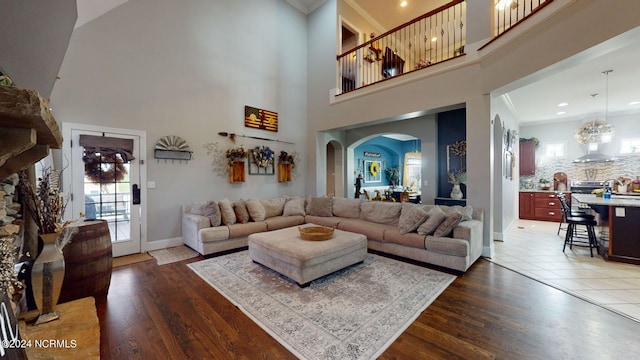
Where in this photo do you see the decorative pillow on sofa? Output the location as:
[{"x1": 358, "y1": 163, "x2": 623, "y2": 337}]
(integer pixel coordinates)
[
  {"x1": 191, "y1": 201, "x2": 221, "y2": 227},
  {"x1": 307, "y1": 196, "x2": 333, "y2": 217},
  {"x1": 417, "y1": 206, "x2": 446, "y2": 235},
  {"x1": 260, "y1": 197, "x2": 287, "y2": 218},
  {"x1": 218, "y1": 198, "x2": 236, "y2": 225},
  {"x1": 434, "y1": 212, "x2": 463, "y2": 237},
  {"x1": 397, "y1": 203, "x2": 430, "y2": 234},
  {"x1": 246, "y1": 199, "x2": 266, "y2": 221},
  {"x1": 233, "y1": 199, "x2": 250, "y2": 224},
  {"x1": 332, "y1": 197, "x2": 361, "y2": 219},
  {"x1": 438, "y1": 205, "x2": 474, "y2": 221},
  {"x1": 283, "y1": 197, "x2": 306, "y2": 216},
  {"x1": 360, "y1": 201, "x2": 402, "y2": 225}
]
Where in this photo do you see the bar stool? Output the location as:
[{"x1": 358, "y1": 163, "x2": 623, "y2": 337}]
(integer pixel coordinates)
[
  {"x1": 558, "y1": 194, "x2": 599, "y2": 257},
  {"x1": 556, "y1": 193, "x2": 593, "y2": 236}
]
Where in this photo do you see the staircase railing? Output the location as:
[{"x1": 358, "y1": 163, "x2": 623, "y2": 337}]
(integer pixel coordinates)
[
  {"x1": 493, "y1": 0, "x2": 553, "y2": 37},
  {"x1": 337, "y1": 1, "x2": 466, "y2": 95}
]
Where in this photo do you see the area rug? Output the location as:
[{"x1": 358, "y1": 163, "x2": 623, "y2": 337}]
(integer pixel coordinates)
[
  {"x1": 188, "y1": 251, "x2": 455, "y2": 359},
  {"x1": 149, "y1": 245, "x2": 199, "y2": 265},
  {"x1": 113, "y1": 252, "x2": 153, "y2": 268}
]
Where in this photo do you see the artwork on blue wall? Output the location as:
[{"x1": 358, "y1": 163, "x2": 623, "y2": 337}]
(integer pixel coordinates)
[{"x1": 365, "y1": 160, "x2": 382, "y2": 182}]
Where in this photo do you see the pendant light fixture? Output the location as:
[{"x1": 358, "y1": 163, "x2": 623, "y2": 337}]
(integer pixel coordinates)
[{"x1": 574, "y1": 70, "x2": 616, "y2": 163}]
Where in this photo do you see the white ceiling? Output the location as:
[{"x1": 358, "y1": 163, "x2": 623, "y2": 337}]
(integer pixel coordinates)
[{"x1": 75, "y1": 0, "x2": 640, "y2": 126}]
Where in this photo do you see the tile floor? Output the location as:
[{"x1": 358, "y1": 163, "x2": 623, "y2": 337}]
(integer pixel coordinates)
[{"x1": 490, "y1": 219, "x2": 640, "y2": 322}]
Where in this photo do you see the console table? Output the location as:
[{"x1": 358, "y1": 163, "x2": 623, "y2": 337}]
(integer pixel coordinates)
[
  {"x1": 434, "y1": 197, "x2": 466, "y2": 206},
  {"x1": 18, "y1": 297, "x2": 100, "y2": 359}
]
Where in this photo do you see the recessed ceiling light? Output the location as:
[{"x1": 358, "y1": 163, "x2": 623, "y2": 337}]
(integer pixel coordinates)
[
  {"x1": 400, "y1": 1, "x2": 408, "y2": 7},
  {"x1": 629, "y1": 101, "x2": 640, "y2": 106},
  {"x1": 558, "y1": 102, "x2": 568, "y2": 107},
  {"x1": 556, "y1": 111, "x2": 566, "y2": 115}
]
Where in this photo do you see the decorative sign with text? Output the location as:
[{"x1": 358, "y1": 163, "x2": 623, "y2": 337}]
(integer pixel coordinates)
[{"x1": 364, "y1": 152, "x2": 381, "y2": 158}]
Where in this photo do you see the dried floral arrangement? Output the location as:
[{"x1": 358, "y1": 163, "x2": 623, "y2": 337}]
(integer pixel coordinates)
[
  {"x1": 448, "y1": 169, "x2": 467, "y2": 185},
  {"x1": 17, "y1": 167, "x2": 68, "y2": 234},
  {"x1": 226, "y1": 146, "x2": 249, "y2": 164},
  {"x1": 278, "y1": 151, "x2": 295, "y2": 167},
  {"x1": 252, "y1": 146, "x2": 274, "y2": 168}
]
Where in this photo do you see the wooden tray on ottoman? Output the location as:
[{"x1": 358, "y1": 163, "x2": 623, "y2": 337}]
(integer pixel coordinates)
[{"x1": 299, "y1": 226, "x2": 334, "y2": 241}]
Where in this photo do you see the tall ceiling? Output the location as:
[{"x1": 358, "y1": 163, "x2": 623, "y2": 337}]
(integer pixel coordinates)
[{"x1": 75, "y1": 0, "x2": 640, "y2": 126}]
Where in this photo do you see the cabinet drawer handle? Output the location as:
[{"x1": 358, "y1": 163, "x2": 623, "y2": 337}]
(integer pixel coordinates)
[
  {"x1": 548, "y1": 202, "x2": 555, "y2": 206},
  {"x1": 548, "y1": 194, "x2": 555, "y2": 198},
  {"x1": 549, "y1": 212, "x2": 555, "y2": 216}
]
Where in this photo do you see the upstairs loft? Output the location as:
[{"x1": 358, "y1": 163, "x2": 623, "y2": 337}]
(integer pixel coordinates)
[{"x1": 336, "y1": 0, "x2": 552, "y2": 95}]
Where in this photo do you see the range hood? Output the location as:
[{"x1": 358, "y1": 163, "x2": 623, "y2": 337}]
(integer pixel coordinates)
[{"x1": 573, "y1": 151, "x2": 616, "y2": 163}]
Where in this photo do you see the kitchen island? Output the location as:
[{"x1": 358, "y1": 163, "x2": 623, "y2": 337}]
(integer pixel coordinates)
[{"x1": 571, "y1": 193, "x2": 640, "y2": 265}]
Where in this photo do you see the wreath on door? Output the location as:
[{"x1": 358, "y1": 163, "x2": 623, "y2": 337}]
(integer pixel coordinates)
[{"x1": 83, "y1": 153, "x2": 127, "y2": 183}]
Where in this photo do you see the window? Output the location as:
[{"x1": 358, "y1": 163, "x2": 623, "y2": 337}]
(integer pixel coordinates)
[
  {"x1": 545, "y1": 143, "x2": 565, "y2": 158},
  {"x1": 620, "y1": 138, "x2": 640, "y2": 154},
  {"x1": 403, "y1": 152, "x2": 421, "y2": 189}
]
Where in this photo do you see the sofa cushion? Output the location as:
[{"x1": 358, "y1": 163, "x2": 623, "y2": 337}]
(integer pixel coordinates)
[
  {"x1": 199, "y1": 226, "x2": 230, "y2": 243},
  {"x1": 304, "y1": 215, "x2": 343, "y2": 228},
  {"x1": 307, "y1": 196, "x2": 333, "y2": 217},
  {"x1": 227, "y1": 221, "x2": 267, "y2": 238},
  {"x1": 397, "y1": 203, "x2": 429, "y2": 234},
  {"x1": 191, "y1": 201, "x2": 221, "y2": 227},
  {"x1": 332, "y1": 197, "x2": 361, "y2": 219},
  {"x1": 360, "y1": 201, "x2": 402, "y2": 226},
  {"x1": 218, "y1": 198, "x2": 236, "y2": 225},
  {"x1": 260, "y1": 197, "x2": 287, "y2": 218},
  {"x1": 417, "y1": 206, "x2": 446, "y2": 235},
  {"x1": 434, "y1": 213, "x2": 463, "y2": 237},
  {"x1": 382, "y1": 228, "x2": 426, "y2": 248},
  {"x1": 283, "y1": 197, "x2": 306, "y2": 216},
  {"x1": 264, "y1": 215, "x2": 305, "y2": 231},
  {"x1": 425, "y1": 236, "x2": 469, "y2": 257},
  {"x1": 338, "y1": 219, "x2": 392, "y2": 242},
  {"x1": 233, "y1": 199, "x2": 250, "y2": 224},
  {"x1": 438, "y1": 205, "x2": 474, "y2": 221},
  {"x1": 246, "y1": 199, "x2": 266, "y2": 221}
]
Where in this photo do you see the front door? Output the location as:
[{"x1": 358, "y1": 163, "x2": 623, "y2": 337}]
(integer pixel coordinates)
[{"x1": 63, "y1": 123, "x2": 146, "y2": 257}]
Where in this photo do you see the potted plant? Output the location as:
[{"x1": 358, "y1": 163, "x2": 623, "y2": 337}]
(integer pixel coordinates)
[
  {"x1": 538, "y1": 178, "x2": 551, "y2": 190},
  {"x1": 385, "y1": 167, "x2": 400, "y2": 188}
]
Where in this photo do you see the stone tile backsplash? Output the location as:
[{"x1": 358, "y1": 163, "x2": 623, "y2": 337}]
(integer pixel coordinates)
[{"x1": 521, "y1": 154, "x2": 640, "y2": 187}]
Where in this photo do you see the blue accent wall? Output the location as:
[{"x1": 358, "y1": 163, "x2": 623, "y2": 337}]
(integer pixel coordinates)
[
  {"x1": 355, "y1": 137, "x2": 420, "y2": 186},
  {"x1": 438, "y1": 109, "x2": 466, "y2": 198}
]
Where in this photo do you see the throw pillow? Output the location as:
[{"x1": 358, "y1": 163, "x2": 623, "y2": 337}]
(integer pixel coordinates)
[
  {"x1": 434, "y1": 213, "x2": 463, "y2": 237},
  {"x1": 283, "y1": 197, "x2": 306, "y2": 216},
  {"x1": 307, "y1": 196, "x2": 333, "y2": 217},
  {"x1": 332, "y1": 197, "x2": 361, "y2": 219},
  {"x1": 397, "y1": 203, "x2": 430, "y2": 234},
  {"x1": 438, "y1": 205, "x2": 474, "y2": 221},
  {"x1": 417, "y1": 206, "x2": 447, "y2": 236},
  {"x1": 233, "y1": 200, "x2": 250, "y2": 224},
  {"x1": 245, "y1": 199, "x2": 266, "y2": 221},
  {"x1": 218, "y1": 198, "x2": 236, "y2": 225},
  {"x1": 260, "y1": 197, "x2": 287, "y2": 218},
  {"x1": 191, "y1": 201, "x2": 221, "y2": 227}
]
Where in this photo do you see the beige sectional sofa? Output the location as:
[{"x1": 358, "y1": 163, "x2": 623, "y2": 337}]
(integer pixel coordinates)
[{"x1": 182, "y1": 196, "x2": 483, "y2": 272}]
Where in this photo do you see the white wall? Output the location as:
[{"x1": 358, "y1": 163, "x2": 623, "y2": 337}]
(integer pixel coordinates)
[{"x1": 50, "y1": 0, "x2": 308, "y2": 244}]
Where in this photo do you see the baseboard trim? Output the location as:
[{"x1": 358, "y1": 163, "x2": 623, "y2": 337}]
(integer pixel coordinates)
[{"x1": 146, "y1": 237, "x2": 183, "y2": 251}]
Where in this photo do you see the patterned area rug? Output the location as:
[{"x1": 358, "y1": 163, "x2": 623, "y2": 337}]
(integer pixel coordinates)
[
  {"x1": 149, "y1": 245, "x2": 199, "y2": 265},
  {"x1": 188, "y1": 251, "x2": 455, "y2": 359}
]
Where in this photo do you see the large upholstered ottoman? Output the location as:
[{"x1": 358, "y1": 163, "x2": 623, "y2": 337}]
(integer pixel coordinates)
[{"x1": 248, "y1": 224, "x2": 368, "y2": 286}]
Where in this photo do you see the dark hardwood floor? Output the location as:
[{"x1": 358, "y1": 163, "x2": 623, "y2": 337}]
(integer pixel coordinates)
[{"x1": 98, "y1": 256, "x2": 640, "y2": 359}]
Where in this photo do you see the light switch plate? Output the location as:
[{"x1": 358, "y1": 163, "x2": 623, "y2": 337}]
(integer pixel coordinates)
[{"x1": 147, "y1": 181, "x2": 156, "y2": 189}]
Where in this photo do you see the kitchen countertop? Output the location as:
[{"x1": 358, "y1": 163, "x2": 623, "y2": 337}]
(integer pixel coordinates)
[{"x1": 571, "y1": 193, "x2": 640, "y2": 208}]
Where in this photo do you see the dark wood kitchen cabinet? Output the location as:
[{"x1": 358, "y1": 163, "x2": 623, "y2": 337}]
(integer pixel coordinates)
[
  {"x1": 519, "y1": 192, "x2": 535, "y2": 219},
  {"x1": 519, "y1": 141, "x2": 536, "y2": 176},
  {"x1": 519, "y1": 191, "x2": 562, "y2": 221}
]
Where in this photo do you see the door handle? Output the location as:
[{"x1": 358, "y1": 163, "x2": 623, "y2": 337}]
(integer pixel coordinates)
[{"x1": 132, "y1": 184, "x2": 141, "y2": 205}]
